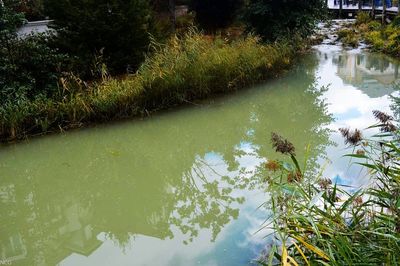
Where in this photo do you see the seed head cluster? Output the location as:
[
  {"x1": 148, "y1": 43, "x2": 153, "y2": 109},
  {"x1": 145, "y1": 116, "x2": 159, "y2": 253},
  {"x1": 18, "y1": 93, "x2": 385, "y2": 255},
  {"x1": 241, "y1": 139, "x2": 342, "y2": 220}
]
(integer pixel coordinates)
[
  {"x1": 271, "y1": 132, "x2": 296, "y2": 156},
  {"x1": 339, "y1": 128, "x2": 363, "y2": 146},
  {"x1": 372, "y1": 110, "x2": 397, "y2": 132}
]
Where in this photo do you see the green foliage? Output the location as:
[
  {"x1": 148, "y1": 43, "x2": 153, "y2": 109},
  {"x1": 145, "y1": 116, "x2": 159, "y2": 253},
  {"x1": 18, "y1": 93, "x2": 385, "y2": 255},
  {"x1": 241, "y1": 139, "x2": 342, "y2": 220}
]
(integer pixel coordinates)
[
  {"x1": 364, "y1": 24, "x2": 400, "y2": 56},
  {"x1": 0, "y1": 0, "x2": 25, "y2": 36},
  {"x1": 1, "y1": 33, "x2": 70, "y2": 102},
  {"x1": 12, "y1": 0, "x2": 45, "y2": 20},
  {"x1": 44, "y1": 0, "x2": 154, "y2": 76},
  {"x1": 243, "y1": 0, "x2": 326, "y2": 42},
  {"x1": 355, "y1": 11, "x2": 371, "y2": 25},
  {"x1": 367, "y1": 20, "x2": 382, "y2": 31},
  {"x1": 191, "y1": 0, "x2": 243, "y2": 31},
  {"x1": 0, "y1": 3, "x2": 69, "y2": 111},
  {"x1": 262, "y1": 114, "x2": 400, "y2": 265},
  {"x1": 392, "y1": 15, "x2": 400, "y2": 28},
  {"x1": 337, "y1": 28, "x2": 359, "y2": 47},
  {"x1": 0, "y1": 31, "x2": 300, "y2": 141}
]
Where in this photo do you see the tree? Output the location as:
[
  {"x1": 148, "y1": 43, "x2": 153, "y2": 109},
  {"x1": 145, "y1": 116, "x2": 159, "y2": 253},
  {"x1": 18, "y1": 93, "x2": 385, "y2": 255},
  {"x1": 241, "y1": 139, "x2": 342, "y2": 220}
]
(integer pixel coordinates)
[
  {"x1": 243, "y1": 0, "x2": 326, "y2": 42},
  {"x1": 0, "y1": 1, "x2": 68, "y2": 104},
  {"x1": 191, "y1": 0, "x2": 243, "y2": 31},
  {"x1": 44, "y1": 0, "x2": 154, "y2": 76}
]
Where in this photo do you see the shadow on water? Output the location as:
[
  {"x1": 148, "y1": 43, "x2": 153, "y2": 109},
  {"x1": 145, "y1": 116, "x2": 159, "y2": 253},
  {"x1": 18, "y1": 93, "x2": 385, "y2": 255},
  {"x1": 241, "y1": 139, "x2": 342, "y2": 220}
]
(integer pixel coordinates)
[{"x1": 0, "y1": 53, "x2": 334, "y2": 266}]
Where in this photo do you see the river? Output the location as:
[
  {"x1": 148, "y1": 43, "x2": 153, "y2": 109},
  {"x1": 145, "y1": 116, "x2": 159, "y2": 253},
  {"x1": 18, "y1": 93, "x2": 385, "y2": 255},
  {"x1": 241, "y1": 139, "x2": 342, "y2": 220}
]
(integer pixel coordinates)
[{"x1": 0, "y1": 39, "x2": 399, "y2": 265}]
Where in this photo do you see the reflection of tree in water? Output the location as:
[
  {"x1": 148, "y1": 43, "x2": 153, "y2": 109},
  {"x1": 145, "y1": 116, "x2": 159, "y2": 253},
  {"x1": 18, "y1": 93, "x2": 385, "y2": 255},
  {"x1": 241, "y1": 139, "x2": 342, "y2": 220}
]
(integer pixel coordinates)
[
  {"x1": 0, "y1": 53, "x2": 332, "y2": 265},
  {"x1": 390, "y1": 94, "x2": 400, "y2": 122}
]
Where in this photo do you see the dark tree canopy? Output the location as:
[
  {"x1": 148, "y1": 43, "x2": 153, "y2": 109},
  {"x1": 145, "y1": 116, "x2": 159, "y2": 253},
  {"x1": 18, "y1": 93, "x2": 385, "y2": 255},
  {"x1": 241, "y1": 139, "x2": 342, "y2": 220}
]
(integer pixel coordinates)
[
  {"x1": 191, "y1": 0, "x2": 243, "y2": 31},
  {"x1": 44, "y1": 0, "x2": 154, "y2": 76},
  {"x1": 0, "y1": 2, "x2": 69, "y2": 104},
  {"x1": 243, "y1": 0, "x2": 326, "y2": 41}
]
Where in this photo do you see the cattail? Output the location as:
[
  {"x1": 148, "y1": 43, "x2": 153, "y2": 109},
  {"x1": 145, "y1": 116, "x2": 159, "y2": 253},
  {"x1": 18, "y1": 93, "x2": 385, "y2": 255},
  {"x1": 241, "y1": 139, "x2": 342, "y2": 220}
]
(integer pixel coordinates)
[
  {"x1": 339, "y1": 128, "x2": 363, "y2": 146},
  {"x1": 271, "y1": 132, "x2": 296, "y2": 156}
]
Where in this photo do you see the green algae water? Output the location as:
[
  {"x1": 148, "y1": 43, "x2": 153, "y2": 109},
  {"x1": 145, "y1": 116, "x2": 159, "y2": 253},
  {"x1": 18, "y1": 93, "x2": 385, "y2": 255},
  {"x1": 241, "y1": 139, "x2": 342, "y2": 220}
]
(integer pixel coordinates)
[{"x1": 1, "y1": 45, "x2": 399, "y2": 265}]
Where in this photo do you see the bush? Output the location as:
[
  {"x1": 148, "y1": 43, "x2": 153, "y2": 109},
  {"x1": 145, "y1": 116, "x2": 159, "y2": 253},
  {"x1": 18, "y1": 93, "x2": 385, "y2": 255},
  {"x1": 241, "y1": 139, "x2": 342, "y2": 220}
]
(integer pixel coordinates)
[
  {"x1": 44, "y1": 0, "x2": 154, "y2": 76},
  {"x1": 337, "y1": 28, "x2": 359, "y2": 47},
  {"x1": 243, "y1": 0, "x2": 326, "y2": 42},
  {"x1": 355, "y1": 11, "x2": 371, "y2": 25},
  {"x1": 367, "y1": 20, "x2": 382, "y2": 31},
  {"x1": 0, "y1": 3, "x2": 69, "y2": 105}
]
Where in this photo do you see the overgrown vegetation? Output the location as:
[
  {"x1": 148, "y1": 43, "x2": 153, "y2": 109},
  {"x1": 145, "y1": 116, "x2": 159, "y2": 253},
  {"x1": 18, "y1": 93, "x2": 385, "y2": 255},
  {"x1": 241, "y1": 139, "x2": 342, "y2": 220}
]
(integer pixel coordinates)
[
  {"x1": 243, "y1": 0, "x2": 326, "y2": 41},
  {"x1": 44, "y1": 0, "x2": 154, "y2": 76},
  {"x1": 0, "y1": 3, "x2": 70, "y2": 108},
  {"x1": 364, "y1": 18, "x2": 400, "y2": 56},
  {"x1": 261, "y1": 110, "x2": 400, "y2": 265},
  {"x1": 0, "y1": 30, "x2": 300, "y2": 141},
  {"x1": 0, "y1": 0, "x2": 326, "y2": 142},
  {"x1": 337, "y1": 12, "x2": 400, "y2": 56}
]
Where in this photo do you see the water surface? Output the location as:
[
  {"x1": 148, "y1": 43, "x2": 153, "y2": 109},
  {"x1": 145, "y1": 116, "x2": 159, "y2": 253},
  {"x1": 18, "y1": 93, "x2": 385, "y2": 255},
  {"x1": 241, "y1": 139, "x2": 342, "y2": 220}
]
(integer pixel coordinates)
[{"x1": 0, "y1": 45, "x2": 398, "y2": 266}]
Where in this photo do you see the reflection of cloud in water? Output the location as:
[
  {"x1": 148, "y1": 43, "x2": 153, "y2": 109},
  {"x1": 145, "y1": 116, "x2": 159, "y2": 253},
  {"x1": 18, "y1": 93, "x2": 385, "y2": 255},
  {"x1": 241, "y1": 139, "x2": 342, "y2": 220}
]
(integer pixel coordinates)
[{"x1": 316, "y1": 49, "x2": 397, "y2": 189}]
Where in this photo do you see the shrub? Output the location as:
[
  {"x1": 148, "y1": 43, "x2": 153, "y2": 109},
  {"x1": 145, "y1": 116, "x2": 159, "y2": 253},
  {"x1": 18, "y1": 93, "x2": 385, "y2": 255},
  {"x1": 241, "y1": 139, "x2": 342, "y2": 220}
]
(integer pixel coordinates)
[
  {"x1": 365, "y1": 30, "x2": 386, "y2": 50},
  {"x1": 392, "y1": 15, "x2": 400, "y2": 27},
  {"x1": 367, "y1": 20, "x2": 382, "y2": 31},
  {"x1": 337, "y1": 28, "x2": 359, "y2": 47},
  {"x1": 355, "y1": 11, "x2": 371, "y2": 25},
  {"x1": 243, "y1": 0, "x2": 326, "y2": 42},
  {"x1": 0, "y1": 3, "x2": 69, "y2": 105},
  {"x1": 44, "y1": 0, "x2": 154, "y2": 76}
]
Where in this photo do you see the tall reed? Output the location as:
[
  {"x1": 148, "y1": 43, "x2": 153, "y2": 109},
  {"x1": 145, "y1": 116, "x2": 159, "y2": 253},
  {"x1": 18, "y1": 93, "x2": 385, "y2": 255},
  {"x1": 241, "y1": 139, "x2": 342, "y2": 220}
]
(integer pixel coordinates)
[
  {"x1": 0, "y1": 30, "x2": 300, "y2": 141},
  {"x1": 262, "y1": 111, "x2": 400, "y2": 265}
]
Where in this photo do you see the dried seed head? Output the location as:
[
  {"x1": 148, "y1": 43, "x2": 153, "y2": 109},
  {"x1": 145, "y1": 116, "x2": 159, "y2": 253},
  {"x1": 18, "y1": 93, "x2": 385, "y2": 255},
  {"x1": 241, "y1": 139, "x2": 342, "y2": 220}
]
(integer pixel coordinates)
[
  {"x1": 318, "y1": 178, "x2": 332, "y2": 190},
  {"x1": 356, "y1": 149, "x2": 365, "y2": 156},
  {"x1": 353, "y1": 196, "x2": 363, "y2": 206},
  {"x1": 271, "y1": 132, "x2": 296, "y2": 156},
  {"x1": 380, "y1": 122, "x2": 397, "y2": 133},
  {"x1": 265, "y1": 160, "x2": 280, "y2": 171},
  {"x1": 339, "y1": 128, "x2": 363, "y2": 146},
  {"x1": 373, "y1": 110, "x2": 393, "y2": 123},
  {"x1": 287, "y1": 171, "x2": 302, "y2": 183}
]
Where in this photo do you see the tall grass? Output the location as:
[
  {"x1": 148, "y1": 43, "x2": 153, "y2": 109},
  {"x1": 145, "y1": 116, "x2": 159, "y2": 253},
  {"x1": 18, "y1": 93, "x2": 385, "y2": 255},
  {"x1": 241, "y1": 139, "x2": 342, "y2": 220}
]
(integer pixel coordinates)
[
  {"x1": 0, "y1": 30, "x2": 300, "y2": 141},
  {"x1": 261, "y1": 111, "x2": 400, "y2": 265}
]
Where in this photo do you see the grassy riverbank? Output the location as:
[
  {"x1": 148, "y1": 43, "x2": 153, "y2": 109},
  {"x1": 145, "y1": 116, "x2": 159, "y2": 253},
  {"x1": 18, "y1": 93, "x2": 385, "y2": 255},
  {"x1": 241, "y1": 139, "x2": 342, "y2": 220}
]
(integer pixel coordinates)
[{"x1": 0, "y1": 31, "x2": 300, "y2": 142}]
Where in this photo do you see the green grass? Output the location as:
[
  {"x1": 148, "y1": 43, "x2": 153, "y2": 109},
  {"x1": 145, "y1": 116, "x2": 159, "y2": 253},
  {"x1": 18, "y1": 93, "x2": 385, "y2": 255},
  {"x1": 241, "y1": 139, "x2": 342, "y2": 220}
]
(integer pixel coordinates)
[{"x1": 0, "y1": 30, "x2": 301, "y2": 141}]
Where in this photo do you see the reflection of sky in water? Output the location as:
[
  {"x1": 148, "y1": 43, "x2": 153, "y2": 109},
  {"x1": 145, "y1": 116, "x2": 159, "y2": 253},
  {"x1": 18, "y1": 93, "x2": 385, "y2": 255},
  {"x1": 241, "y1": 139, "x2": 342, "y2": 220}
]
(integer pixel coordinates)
[
  {"x1": 61, "y1": 148, "x2": 268, "y2": 266},
  {"x1": 315, "y1": 46, "x2": 399, "y2": 189},
  {"x1": 61, "y1": 49, "x2": 397, "y2": 266},
  {"x1": 59, "y1": 49, "x2": 398, "y2": 266},
  {"x1": 2, "y1": 46, "x2": 398, "y2": 266}
]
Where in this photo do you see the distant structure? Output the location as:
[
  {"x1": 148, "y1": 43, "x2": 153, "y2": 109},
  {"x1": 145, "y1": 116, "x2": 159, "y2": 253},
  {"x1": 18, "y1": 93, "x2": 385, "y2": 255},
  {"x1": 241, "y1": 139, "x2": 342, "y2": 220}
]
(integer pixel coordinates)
[
  {"x1": 17, "y1": 20, "x2": 52, "y2": 37},
  {"x1": 328, "y1": 0, "x2": 399, "y2": 20}
]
